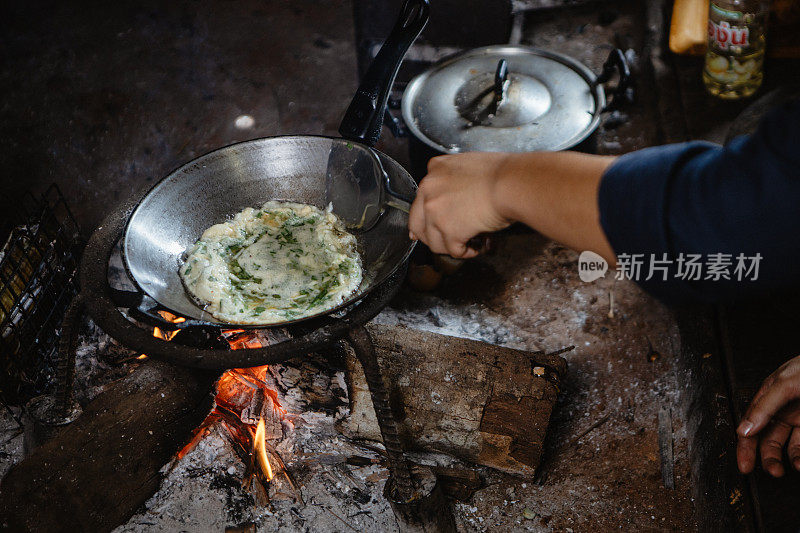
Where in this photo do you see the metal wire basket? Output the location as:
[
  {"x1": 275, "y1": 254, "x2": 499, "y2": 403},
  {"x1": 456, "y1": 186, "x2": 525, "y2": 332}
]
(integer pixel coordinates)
[{"x1": 0, "y1": 185, "x2": 82, "y2": 405}]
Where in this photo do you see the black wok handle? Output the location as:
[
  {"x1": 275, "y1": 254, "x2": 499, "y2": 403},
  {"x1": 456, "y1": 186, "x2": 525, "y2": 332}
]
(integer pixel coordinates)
[
  {"x1": 339, "y1": 0, "x2": 430, "y2": 147},
  {"x1": 591, "y1": 48, "x2": 632, "y2": 112}
]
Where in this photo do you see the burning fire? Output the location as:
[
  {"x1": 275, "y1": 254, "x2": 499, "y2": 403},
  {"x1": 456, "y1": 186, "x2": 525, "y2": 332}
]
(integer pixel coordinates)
[
  {"x1": 223, "y1": 329, "x2": 265, "y2": 350},
  {"x1": 254, "y1": 417, "x2": 274, "y2": 481},
  {"x1": 149, "y1": 312, "x2": 285, "y2": 495},
  {"x1": 153, "y1": 311, "x2": 185, "y2": 342},
  {"x1": 139, "y1": 310, "x2": 188, "y2": 359}
]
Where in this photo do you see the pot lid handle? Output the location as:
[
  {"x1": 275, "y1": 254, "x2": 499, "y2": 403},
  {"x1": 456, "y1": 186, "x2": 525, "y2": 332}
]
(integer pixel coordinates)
[
  {"x1": 339, "y1": 0, "x2": 430, "y2": 147},
  {"x1": 494, "y1": 58, "x2": 509, "y2": 103}
]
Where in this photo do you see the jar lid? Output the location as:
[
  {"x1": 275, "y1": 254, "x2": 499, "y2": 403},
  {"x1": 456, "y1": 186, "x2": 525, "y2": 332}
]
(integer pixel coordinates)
[{"x1": 401, "y1": 45, "x2": 605, "y2": 153}]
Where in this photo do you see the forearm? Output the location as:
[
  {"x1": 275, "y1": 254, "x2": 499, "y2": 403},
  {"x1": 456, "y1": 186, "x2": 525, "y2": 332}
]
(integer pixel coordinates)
[
  {"x1": 414, "y1": 100, "x2": 800, "y2": 302},
  {"x1": 493, "y1": 151, "x2": 618, "y2": 264}
]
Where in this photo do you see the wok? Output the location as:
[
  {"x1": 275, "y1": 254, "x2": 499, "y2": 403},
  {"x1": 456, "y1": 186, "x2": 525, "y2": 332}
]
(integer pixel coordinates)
[{"x1": 122, "y1": 0, "x2": 429, "y2": 327}]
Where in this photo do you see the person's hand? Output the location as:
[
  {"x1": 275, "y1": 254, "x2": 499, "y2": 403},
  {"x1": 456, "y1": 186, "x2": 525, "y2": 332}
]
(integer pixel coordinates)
[
  {"x1": 737, "y1": 355, "x2": 800, "y2": 477},
  {"x1": 408, "y1": 152, "x2": 513, "y2": 258}
]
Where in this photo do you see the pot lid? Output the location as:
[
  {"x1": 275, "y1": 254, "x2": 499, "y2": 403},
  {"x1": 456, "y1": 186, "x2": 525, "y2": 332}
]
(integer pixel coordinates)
[{"x1": 401, "y1": 45, "x2": 605, "y2": 153}]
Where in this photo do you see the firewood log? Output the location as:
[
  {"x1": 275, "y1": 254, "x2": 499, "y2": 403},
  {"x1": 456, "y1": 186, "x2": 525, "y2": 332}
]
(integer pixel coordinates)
[
  {"x1": 340, "y1": 324, "x2": 567, "y2": 478},
  {"x1": 0, "y1": 359, "x2": 218, "y2": 533}
]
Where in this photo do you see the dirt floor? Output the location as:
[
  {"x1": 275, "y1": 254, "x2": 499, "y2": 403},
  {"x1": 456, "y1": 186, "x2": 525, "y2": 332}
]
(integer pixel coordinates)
[
  {"x1": 1, "y1": 1, "x2": 361, "y2": 231},
  {"x1": 0, "y1": 234, "x2": 700, "y2": 532},
  {"x1": 378, "y1": 233, "x2": 698, "y2": 532},
  {"x1": 1, "y1": 1, "x2": 702, "y2": 530}
]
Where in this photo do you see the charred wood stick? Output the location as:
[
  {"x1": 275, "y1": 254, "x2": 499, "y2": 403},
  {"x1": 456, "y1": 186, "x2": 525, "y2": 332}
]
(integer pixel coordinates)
[
  {"x1": 261, "y1": 440, "x2": 302, "y2": 502},
  {"x1": 0, "y1": 359, "x2": 218, "y2": 533},
  {"x1": 346, "y1": 450, "x2": 481, "y2": 501},
  {"x1": 658, "y1": 407, "x2": 675, "y2": 490},
  {"x1": 323, "y1": 506, "x2": 359, "y2": 532},
  {"x1": 225, "y1": 524, "x2": 257, "y2": 533},
  {"x1": 565, "y1": 413, "x2": 611, "y2": 449}
]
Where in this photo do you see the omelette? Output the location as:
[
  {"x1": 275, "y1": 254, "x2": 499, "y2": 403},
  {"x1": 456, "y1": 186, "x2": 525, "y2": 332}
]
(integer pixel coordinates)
[{"x1": 179, "y1": 201, "x2": 362, "y2": 325}]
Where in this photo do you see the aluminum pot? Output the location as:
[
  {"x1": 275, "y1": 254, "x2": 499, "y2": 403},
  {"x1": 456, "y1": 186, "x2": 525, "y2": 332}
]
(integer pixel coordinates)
[{"x1": 390, "y1": 45, "x2": 632, "y2": 178}]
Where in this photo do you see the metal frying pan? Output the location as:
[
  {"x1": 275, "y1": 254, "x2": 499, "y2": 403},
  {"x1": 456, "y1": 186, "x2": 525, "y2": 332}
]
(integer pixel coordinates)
[{"x1": 122, "y1": 0, "x2": 429, "y2": 328}]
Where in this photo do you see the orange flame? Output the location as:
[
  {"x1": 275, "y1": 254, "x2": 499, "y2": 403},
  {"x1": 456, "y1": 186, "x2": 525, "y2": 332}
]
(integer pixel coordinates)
[
  {"x1": 162, "y1": 323, "x2": 285, "y2": 482},
  {"x1": 222, "y1": 329, "x2": 264, "y2": 350},
  {"x1": 176, "y1": 419, "x2": 217, "y2": 460},
  {"x1": 152, "y1": 311, "x2": 185, "y2": 341},
  {"x1": 153, "y1": 317, "x2": 284, "y2": 490},
  {"x1": 253, "y1": 417, "x2": 274, "y2": 481},
  {"x1": 142, "y1": 310, "x2": 187, "y2": 357},
  {"x1": 153, "y1": 326, "x2": 179, "y2": 341},
  {"x1": 157, "y1": 310, "x2": 186, "y2": 324}
]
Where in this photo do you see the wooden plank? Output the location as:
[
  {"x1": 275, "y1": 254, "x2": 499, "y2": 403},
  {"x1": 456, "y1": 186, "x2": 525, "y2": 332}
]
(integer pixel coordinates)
[{"x1": 340, "y1": 324, "x2": 567, "y2": 477}]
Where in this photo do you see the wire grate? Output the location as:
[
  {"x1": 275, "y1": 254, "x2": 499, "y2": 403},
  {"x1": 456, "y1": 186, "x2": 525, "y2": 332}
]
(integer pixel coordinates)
[{"x1": 0, "y1": 185, "x2": 82, "y2": 405}]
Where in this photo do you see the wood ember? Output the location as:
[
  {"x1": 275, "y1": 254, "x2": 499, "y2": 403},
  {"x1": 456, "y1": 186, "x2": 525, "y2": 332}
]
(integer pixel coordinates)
[
  {"x1": 215, "y1": 369, "x2": 283, "y2": 440},
  {"x1": 0, "y1": 321, "x2": 565, "y2": 531},
  {"x1": 339, "y1": 324, "x2": 568, "y2": 478},
  {"x1": 115, "y1": 375, "x2": 403, "y2": 532}
]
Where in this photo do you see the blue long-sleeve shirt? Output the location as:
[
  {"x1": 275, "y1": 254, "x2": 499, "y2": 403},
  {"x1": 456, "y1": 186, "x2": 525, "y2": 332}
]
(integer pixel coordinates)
[{"x1": 597, "y1": 99, "x2": 800, "y2": 303}]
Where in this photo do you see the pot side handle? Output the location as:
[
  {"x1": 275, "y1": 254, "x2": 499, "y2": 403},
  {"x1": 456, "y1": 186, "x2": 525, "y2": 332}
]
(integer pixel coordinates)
[
  {"x1": 339, "y1": 0, "x2": 430, "y2": 147},
  {"x1": 592, "y1": 48, "x2": 633, "y2": 112},
  {"x1": 383, "y1": 105, "x2": 409, "y2": 138}
]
